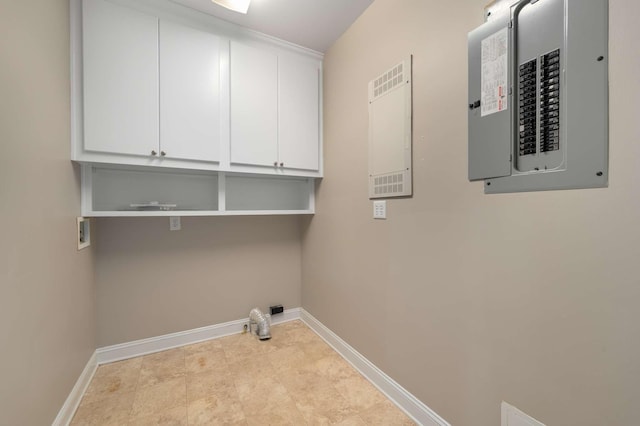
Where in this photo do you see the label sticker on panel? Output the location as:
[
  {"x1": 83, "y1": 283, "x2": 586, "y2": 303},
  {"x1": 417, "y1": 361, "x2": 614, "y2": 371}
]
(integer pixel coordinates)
[{"x1": 481, "y1": 28, "x2": 508, "y2": 117}]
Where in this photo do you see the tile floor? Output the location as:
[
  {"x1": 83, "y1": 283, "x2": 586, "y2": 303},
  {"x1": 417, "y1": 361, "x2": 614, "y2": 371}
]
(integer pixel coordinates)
[{"x1": 71, "y1": 320, "x2": 415, "y2": 425}]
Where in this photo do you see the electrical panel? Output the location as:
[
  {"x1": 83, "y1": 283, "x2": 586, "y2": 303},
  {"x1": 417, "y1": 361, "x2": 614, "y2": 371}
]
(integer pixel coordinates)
[{"x1": 468, "y1": 0, "x2": 609, "y2": 193}]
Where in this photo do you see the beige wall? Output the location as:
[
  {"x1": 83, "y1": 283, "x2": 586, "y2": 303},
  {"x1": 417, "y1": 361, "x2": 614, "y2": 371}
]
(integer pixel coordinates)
[
  {"x1": 95, "y1": 216, "x2": 302, "y2": 346},
  {"x1": 302, "y1": 0, "x2": 640, "y2": 425},
  {"x1": 0, "y1": 1, "x2": 96, "y2": 424}
]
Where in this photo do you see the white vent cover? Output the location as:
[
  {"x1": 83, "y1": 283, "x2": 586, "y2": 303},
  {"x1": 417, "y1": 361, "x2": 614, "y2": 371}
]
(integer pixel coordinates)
[
  {"x1": 368, "y1": 56, "x2": 412, "y2": 199},
  {"x1": 372, "y1": 62, "x2": 404, "y2": 100},
  {"x1": 372, "y1": 172, "x2": 405, "y2": 196}
]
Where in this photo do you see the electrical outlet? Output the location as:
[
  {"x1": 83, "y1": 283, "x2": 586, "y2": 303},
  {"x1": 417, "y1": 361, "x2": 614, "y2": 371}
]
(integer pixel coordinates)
[
  {"x1": 169, "y1": 216, "x2": 181, "y2": 231},
  {"x1": 77, "y1": 217, "x2": 90, "y2": 250},
  {"x1": 373, "y1": 200, "x2": 387, "y2": 219}
]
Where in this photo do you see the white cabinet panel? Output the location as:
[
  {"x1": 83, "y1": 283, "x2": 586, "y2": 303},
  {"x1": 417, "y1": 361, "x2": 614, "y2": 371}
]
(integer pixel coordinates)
[
  {"x1": 82, "y1": 0, "x2": 158, "y2": 156},
  {"x1": 160, "y1": 20, "x2": 221, "y2": 162},
  {"x1": 75, "y1": 0, "x2": 321, "y2": 178},
  {"x1": 230, "y1": 41, "x2": 278, "y2": 167},
  {"x1": 278, "y1": 55, "x2": 320, "y2": 171}
]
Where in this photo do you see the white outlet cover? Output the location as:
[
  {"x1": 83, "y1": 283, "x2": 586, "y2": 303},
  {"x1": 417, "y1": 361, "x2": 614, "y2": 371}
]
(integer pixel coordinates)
[
  {"x1": 169, "y1": 216, "x2": 181, "y2": 231},
  {"x1": 373, "y1": 200, "x2": 387, "y2": 219},
  {"x1": 501, "y1": 402, "x2": 546, "y2": 426}
]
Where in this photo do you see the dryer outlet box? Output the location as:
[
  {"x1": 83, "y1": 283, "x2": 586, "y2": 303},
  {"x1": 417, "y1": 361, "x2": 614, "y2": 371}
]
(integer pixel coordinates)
[{"x1": 270, "y1": 305, "x2": 284, "y2": 315}]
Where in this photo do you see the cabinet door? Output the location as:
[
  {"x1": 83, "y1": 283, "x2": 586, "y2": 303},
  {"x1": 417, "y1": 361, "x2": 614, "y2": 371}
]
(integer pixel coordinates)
[
  {"x1": 82, "y1": 0, "x2": 158, "y2": 156},
  {"x1": 278, "y1": 55, "x2": 320, "y2": 171},
  {"x1": 159, "y1": 20, "x2": 221, "y2": 162},
  {"x1": 230, "y1": 42, "x2": 278, "y2": 167}
]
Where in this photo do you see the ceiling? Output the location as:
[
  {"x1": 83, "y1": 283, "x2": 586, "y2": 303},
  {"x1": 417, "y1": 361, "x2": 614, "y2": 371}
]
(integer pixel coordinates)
[{"x1": 170, "y1": 0, "x2": 374, "y2": 52}]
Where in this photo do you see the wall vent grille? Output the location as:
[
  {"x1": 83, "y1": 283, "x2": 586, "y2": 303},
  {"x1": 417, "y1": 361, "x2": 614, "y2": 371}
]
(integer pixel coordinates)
[
  {"x1": 373, "y1": 63, "x2": 404, "y2": 99},
  {"x1": 371, "y1": 172, "x2": 408, "y2": 197}
]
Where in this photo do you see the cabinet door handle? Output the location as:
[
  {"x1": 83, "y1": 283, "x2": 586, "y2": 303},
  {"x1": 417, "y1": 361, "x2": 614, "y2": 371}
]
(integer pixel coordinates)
[
  {"x1": 161, "y1": 151, "x2": 166, "y2": 156},
  {"x1": 151, "y1": 150, "x2": 157, "y2": 156},
  {"x1": 273, "y1": 161, "x2": 278, "y2": 167},
  {"x1": 280, "y1": 162, "x2": 284, "y2": 167}
]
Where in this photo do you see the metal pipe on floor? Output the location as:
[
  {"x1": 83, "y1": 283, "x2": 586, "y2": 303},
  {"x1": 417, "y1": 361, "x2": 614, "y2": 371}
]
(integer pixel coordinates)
[{"x1": 249, "y1": 308, "x2": 271, "y2": 340}]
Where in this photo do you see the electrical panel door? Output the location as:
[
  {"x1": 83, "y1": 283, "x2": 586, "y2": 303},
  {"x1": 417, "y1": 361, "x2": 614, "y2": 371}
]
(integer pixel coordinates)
[
  {"x1": 468, "y1": 0, "x2": 609, "y2": 193},
  {"x1": 468, "y1": 14, "x2": 512, "y2": 181}
]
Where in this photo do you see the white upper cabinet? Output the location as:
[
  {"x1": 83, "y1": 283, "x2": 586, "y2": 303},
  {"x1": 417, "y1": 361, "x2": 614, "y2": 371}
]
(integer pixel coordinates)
[
  {"x1": 159, "y1": 20, "x2": 221, "y2": 163},
  {"x1": 230, "y1": 41, "x2": 279, "y2": 167},
  {"x1": 82, "y1": 0, "x2": 159, "y2": 156},
  {"x1": 278, "y1": 54, "x2": 320, "y2": 171},
  {"x1": 74, "y1": 0, "x2": 322, "y2": 177},
  {"x1": 230, "y1": 42, "x2": 321, "y2": 172}
]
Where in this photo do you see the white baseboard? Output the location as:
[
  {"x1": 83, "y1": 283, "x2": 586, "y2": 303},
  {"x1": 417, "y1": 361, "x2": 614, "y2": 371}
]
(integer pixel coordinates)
[
  {"x1": 300, "y1": 309, "x2": 450, "y2": 426},
  {"x1": 95, "y1": 308, "x2": 301, "y2": 364},
  {"x1": 52, "y1": 351, "x2": 98, "y2": 426}
]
